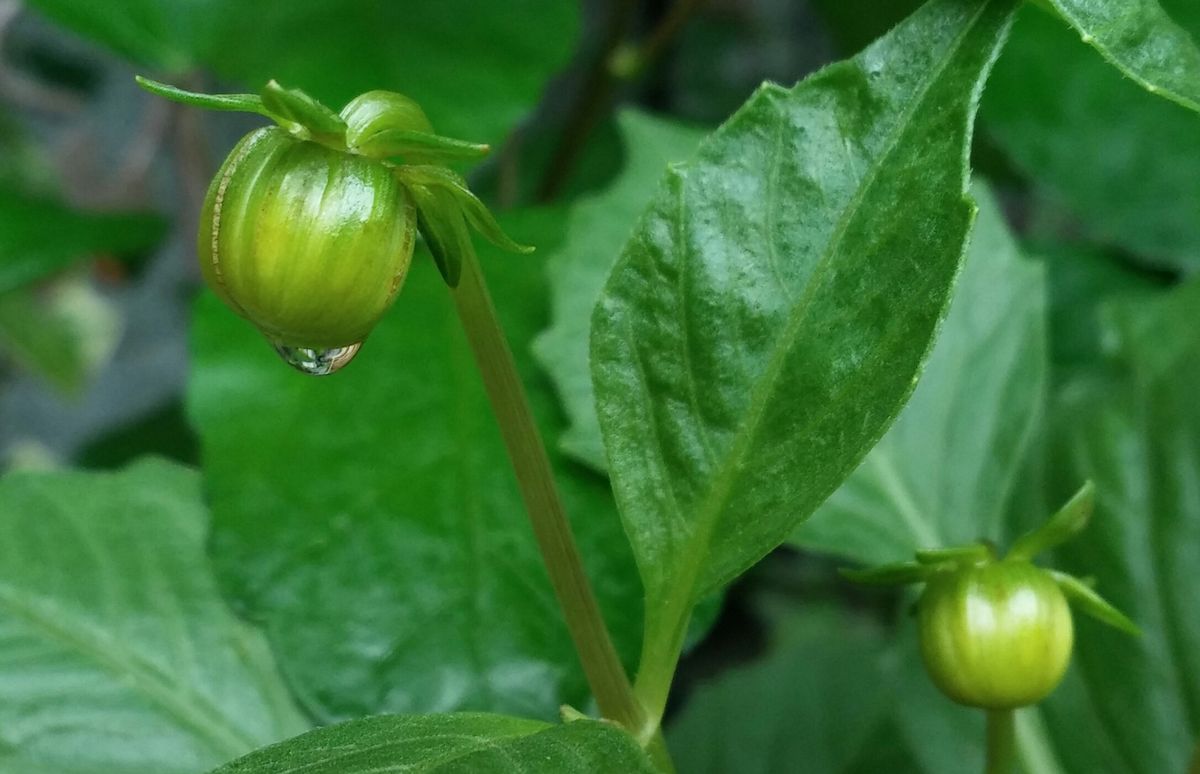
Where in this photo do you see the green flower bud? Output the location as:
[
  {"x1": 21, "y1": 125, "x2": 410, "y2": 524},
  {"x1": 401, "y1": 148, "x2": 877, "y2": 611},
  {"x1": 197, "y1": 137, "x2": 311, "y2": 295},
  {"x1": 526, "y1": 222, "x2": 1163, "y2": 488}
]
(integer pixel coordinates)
[
  {"x1": 137, "y1": 77, "x2": 531, "y2": 374},
  {"x1": 199, "y1": 126, "x2": 415, "y2": 372},
  {"x1": 917, "y1": 559, "x2": 1073, "y2": 709}
]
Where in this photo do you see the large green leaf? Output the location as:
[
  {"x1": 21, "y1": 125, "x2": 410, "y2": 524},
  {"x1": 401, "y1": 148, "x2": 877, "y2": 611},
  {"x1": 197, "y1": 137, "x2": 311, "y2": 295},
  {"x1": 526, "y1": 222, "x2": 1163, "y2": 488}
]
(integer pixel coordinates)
[
  {"x1": 189, "y1": 213, "x2": 643, "y2": 723},
  {"x1": 590, "y1": 0, "x2": 1016, "y2": 716},
  {"x1": 666, "y1": 605, "x2": 896, "y2": 774},
  {"x1": 25, "y1": 0, "x2": 577, "y2": 144},
  {"x1": 533, "y1": 110, "x2": 706, "y2": 472},
  {"x1": 1038, "y1": 0, "x2": 1200, "y2": 113},
  {"x1": 791, "y1": 186, "x2": 1046, "y2": 565},
  {"x1": 983, "y1": 3, "x2": 1200, "y2": 271},
  {"x1": 1045, "y1": 279, "x2": 1200, "y2": 773},
  {"x1": 0, "y1": 459, "x2": 306, "y2": 774},
  {"x1": 209, "y1": 713, "x2": 655, "y2": 773},
  {"x1": 0, "y1": 185, "x2": 165, "y2": 295}
]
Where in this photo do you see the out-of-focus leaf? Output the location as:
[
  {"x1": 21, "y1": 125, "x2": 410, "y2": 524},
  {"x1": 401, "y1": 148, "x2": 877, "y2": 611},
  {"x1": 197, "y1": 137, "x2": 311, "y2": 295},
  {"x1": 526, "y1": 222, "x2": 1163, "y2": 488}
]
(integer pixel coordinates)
[
  {"x1": 983, "y1": 5, "x2": 1200, "y2": 271},
  {"x1": 792, "y1": 187, "x2": 1045, "y2": 565},
  {"x1": 0, "y1": 185, "x2": 165, "y2": 294},
  {"x1": 77, "y1": 401, "x2": 200, "y2": 470},
  {"x1": 26, "y1": 0, "x2": 578, "y2": 144},
  {"x1": 592, "y1": 0, "x2": 1016, "y2": 717},
  {"x1": 667, "y1": 605, "x2": 895, "y2": 774},
  {"x1": 533, "y1": 110, "x2": 705, "y2": 472},
  {"x1": 0, "y1": 459, "x2": 307, "y2": 774},
  {"x1": 0, "y1": 276, "x2": 123, "y2": 392},
  {"x1": 189, "y1": 211, "x2": 643, "y2": 723},
  {"x1": 1046, "y1": 278, "x2": 1200, "y2": 773},
  {"x1": 0, "y1": 117, "x2": 51, "y2": 193},
  {"x1": 1037, "y1": 0, "x2": 1200, "y2": 113},
  {"x1": 209, "y1": 714, "x2": 655, "y2": 774},
  {"x1": 1038, "y1": 241, "x2": 1163, "y2": 376},
  {"x1": 0, "y1": 289, "x2": 86, "y2": 391}
]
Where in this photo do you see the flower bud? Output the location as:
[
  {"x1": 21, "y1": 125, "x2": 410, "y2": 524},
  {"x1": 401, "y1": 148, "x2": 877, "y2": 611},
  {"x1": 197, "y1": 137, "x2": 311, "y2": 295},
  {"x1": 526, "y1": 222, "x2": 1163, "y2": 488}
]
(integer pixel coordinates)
[
  {"x1": 199, "y1": 125, "x2": 415, "y2": 371},
  {"x1": 917, "y1": 559, "x2": 1073, "y2": 709}
]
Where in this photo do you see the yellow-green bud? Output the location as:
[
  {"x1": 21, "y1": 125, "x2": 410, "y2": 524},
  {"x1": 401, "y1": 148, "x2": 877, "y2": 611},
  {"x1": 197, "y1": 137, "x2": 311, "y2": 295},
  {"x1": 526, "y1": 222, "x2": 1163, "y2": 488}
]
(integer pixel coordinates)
[
  {"x1": 917, "y1": 559, "x2": 1073, "y2": 709},
  {"x1": 199, "y1": 125, "x2": 415, "y2": 372}
]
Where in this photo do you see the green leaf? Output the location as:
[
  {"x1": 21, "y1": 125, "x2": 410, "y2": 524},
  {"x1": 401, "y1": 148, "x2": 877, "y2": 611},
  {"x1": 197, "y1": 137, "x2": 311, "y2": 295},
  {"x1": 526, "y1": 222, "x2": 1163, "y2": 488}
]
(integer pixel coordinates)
[
  {"x1": 791, "y1": 186, "x2": 1045, "y2": 566},
  {"x1": 0, "y1": 185, "x2": 166, "y2": 295},
  {"x1": 1036, "y1": 0, "x2": 1200, "y2": 113},
  {"x1": 0, "y1": 459, "x2": 307, "y2": 773},
  {"x1": 532, "y1": 110, "x2": 707, "y2": 472},
  {"x1": 189, "y1": 212, "x2": 643, "y2": 723},
  {"x1": 1008, "y1": 480, "x2": 1094, "y2": 561},
  {"x1": 27, "y1": 0, "x2": 578, "y2": 144},
  {"x1": 209, "y1": 713, "x2": 655, "y2": 774},
  {"x1": 592, "y1": 0, "x2": 1016, "y2": 717},
  {"x1": 666, "y1": 606, "x2": 896, "y2": 774},
  {"x1": 1044, "y1": 278, "x2": 1200, "y2": 773},
  {"x1": 982, "y1": 4, "x2": 1200, "y2": 270}
]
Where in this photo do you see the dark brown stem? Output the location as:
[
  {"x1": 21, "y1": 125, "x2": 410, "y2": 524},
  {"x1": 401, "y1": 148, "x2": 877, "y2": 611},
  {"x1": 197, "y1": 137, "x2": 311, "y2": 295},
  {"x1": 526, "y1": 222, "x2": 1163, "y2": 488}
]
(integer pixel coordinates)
[
  {"x1": 535, "y1": 0, "x2": 638, "y2": 201},
  {"x1": 632, "y1": 0, "x2": 703, "y2": 76}
]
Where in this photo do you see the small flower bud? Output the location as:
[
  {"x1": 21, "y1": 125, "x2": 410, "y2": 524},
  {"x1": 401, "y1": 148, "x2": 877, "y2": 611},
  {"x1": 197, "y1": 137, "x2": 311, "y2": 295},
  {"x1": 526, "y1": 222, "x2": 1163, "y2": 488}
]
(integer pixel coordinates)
[{"x1": 199, "y1": 126, "x2": 415, "y2": 369}]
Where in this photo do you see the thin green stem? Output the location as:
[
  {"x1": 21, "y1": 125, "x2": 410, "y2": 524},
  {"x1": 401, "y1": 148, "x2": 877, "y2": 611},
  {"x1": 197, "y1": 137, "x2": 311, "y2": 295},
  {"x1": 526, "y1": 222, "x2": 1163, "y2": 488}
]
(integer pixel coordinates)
[
  {"x1": 448, "y1": 246, "x2": 664, "y2": 749},
  {"x1": 986, "y1": 708, "x2": 1017, "y2": 774}
]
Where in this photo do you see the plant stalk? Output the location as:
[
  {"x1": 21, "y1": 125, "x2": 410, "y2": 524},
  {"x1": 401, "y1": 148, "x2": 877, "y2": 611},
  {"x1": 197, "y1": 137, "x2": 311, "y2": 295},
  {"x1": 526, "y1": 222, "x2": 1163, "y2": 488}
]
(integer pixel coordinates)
[
  {"x1": 986, "y1": 708, "x2": 1017, "y2": 774},
  {"x1": 448, "y1": 246, "x2": 655, "y2": 741}
]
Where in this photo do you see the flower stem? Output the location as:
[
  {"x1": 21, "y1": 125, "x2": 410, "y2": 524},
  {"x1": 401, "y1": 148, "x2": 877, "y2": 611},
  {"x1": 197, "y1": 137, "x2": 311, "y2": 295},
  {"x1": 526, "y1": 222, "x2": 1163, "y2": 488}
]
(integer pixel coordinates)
[
  {"x1": 986, "y1": 709, "x2": 1017, "y2": 774},
  {"x1": 448, "y1": 245, "x2": 652, "y2": 737}
]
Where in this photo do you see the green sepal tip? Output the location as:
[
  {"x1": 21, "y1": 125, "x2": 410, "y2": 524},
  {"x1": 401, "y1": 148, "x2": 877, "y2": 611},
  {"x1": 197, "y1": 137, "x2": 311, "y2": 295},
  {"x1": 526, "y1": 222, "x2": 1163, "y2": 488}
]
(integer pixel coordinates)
[
  {"x1": 1008, "y1": 480, "x2": 1095, "y2": 561},
  {"x1": 915, "y1": 542, "x2": 993, "y2": 565},
  {"x1": 840, "y1": 561, "x2": 933, "y2": 586},
  {"x1": 1049, "y1": 570, "x2": 1141, "y2": 637},
  {"x1": 135, "y1": 76, "x2": 274, "y2": 117},
  {"x1": 260, "y1": 80, "x2": 347, "y2": 143},
  {"x1": 354, "y1": 129, "x2": 490, "y2": 163},
  {"x1": 399, "y1": 165, "x2": 534, "y2": 255},
  {"x1": 410, "y1": 184, "x2": 470, "y2": 287}
]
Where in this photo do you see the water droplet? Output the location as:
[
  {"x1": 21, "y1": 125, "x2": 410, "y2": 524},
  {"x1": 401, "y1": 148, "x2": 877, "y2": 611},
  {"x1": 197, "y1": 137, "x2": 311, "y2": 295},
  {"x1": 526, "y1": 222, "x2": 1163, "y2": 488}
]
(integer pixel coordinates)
[{"x1": 271, "y1": 340, "x2": 362, "y2": 375}]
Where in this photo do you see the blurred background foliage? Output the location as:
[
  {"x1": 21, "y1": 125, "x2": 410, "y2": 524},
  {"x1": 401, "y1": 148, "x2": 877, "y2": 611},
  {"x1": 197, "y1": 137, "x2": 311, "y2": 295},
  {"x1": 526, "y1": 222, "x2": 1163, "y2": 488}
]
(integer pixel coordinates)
[{"x1": 0, "y1": 0, "x2": 1197, "y2": 772}]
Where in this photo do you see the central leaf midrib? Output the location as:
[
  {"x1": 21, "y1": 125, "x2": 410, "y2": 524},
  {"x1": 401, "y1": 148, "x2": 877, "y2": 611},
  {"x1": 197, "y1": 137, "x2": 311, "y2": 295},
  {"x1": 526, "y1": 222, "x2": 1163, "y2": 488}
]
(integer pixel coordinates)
[{"x1": 661, "y1": 0, "x2": 996, "y2": 606}]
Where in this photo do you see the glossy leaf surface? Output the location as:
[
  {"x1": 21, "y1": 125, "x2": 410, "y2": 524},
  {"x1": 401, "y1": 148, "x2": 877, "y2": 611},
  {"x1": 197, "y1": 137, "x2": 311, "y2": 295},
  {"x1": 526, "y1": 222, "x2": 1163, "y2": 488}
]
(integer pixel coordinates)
[
  {"x1": 210, "y1": 714, "x2": 655, "y2": 774},
  {"x1": 1040, "y1": 0, "x2": 1200, "y2": 113},
  {"x1": 0, "y1": 460, "x2": 306, "y2": 773},
  {"x1": 591, "y1": 0, "x2": 1016, "y2": 712},
  {"x1": 189, "y1": 215, "x2": 643, "y2": 722},
  {"x1": 25, "y1": 0, "x2": 577, "y2": 143},
  {"x1": 791, "y1": 188, "x2": 1044, "y2": 565},
  {"x1": 534, "y1": 110, "x2": 706, "y2": 472}
]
